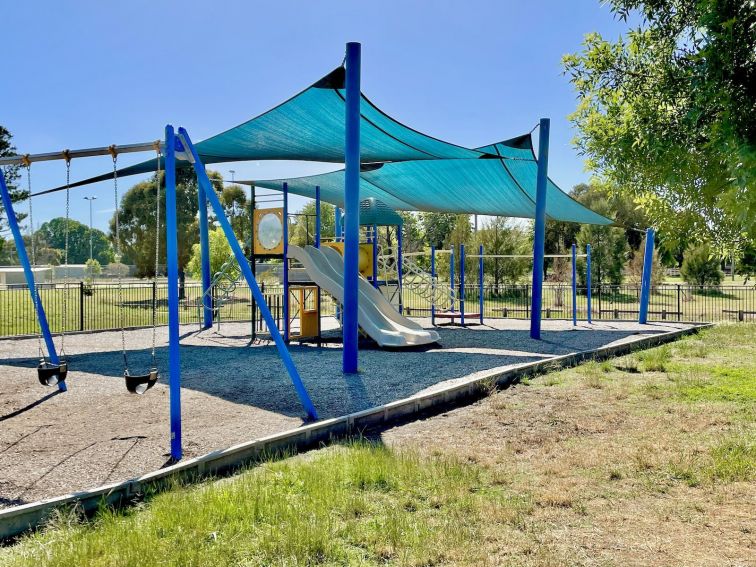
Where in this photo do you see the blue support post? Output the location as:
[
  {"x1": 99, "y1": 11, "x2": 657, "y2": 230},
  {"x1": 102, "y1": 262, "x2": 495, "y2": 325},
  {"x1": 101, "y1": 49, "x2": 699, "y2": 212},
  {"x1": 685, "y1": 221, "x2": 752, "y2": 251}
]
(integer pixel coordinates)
[
  {"x1": 164, "y1": 125, "x2": 182, "y2": 460},
  {"x1": 283, "y1": 182, "x2": 289, "y2": 343},
  {"x1": 430, "y1": 246, "x2": 436, "y2": 325},
  {"x1": 586, "y1": 244, "x2": 592, "y2": 323},
  {"x1": 638, "y1": 228, "x2": 655, "y2": 324},
  {"x1": 530, "y1": 118, "x2": 550, "y2": 340},
  {"x1": 450, "y1": 246, "x2": 455, "y2": 312},
  {"x1": 342, "y1": 42, "x2": 361, "y2": 374},
  {"x1": 572, "y1": 243, "x2": 577, "y2": 326},
  {"x1": 198, "y1": 173, "x2": 212, "y2": 329},
  {"x1": 0, "y1": 169, "x2": 66, "y2": 392},
  {"x1": 178, "y1": 128, "x2": 318, "y2": 419},
  {"x1": 479, "y1": 245, "x2": 484, "y2": 324},
  {"x1": 372, "y1": 224, "x2": 378, "y2": 288},
  {"x1": 460, "y1": 244, "x2": 466, "y2": 326},
  {"x1": 314, "y1": 185, "x2": 321, "y2": 248},
  {"x1": 397, "y1": 225, "x2": 403, "y2": 314}
]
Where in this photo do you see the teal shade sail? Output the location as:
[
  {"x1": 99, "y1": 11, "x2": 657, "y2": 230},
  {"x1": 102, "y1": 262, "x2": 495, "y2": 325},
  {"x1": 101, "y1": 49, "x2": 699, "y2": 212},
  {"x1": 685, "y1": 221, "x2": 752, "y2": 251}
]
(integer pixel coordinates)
[
  {"x1": 359, "y1": 198, "x2": 403, "y2": 226},
  {"x1": 250, "y1": 134, "x2": 612, "y2": 225},
  {"x1": 45, "y1": 67, "x2": 488, "y2": 194}
]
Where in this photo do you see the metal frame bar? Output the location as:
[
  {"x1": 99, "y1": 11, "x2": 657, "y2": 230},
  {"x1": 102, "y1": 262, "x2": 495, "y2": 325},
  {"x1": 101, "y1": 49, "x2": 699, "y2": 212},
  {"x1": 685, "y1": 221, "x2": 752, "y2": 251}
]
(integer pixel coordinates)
[
  {"x1": 198, "y1": 170, "x2": 212, "y2": 329},
  {"x1": 638, "y1": 228, "x2": 655, "y2": 324},
  {"x1": 586, "y1": 244, "x2": 592, "y2": 323},
  {"x1": 283, "y1": 182, "x2": 290, "y2": 343},
  {"x1": 479, "y1": 244, "x2": 484, "y2": 325},
  {"x1": 430, "y1": 245, "x2": 436, "y2": 325},
  {"x1": 0, "y1": 141, "x2": 161, "y2": 166},
  {"x1": 460, "y1": 244, "x2": 466, "y2": 326},
  {"x1": 164, "y1": 125, "x2": 182, "y2": 460},
  {"x1": 450, "y1": 246, "x2": 455, "y2": 312},
  {"x1": 371, "y1": 224, "x2": 378, "y2": 288},
  {"x1": 178, "y1": 127, "x2": 318, "y2": 420},
  {"x1": 530, "y1": 118, "x2": 550, "y2": 340},
  {"x1": 0, "y1": 169, "x2": 66, "y2": 392},
  {"x1": 397, "y1": 225, "x2": 403, "y2": 314},
  {"x1": 572, "y1": 243, "x2": 577, "y2": 326},
  {"x1": 342, "y1": 42, "x2": 361, "y2": 374}
]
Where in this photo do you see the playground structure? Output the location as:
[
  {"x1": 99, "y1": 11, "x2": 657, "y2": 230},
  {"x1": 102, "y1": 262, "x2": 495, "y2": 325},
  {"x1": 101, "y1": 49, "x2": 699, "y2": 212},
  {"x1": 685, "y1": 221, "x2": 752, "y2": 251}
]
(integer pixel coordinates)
[{"x1": 0, "y1": 42, "x2": 661, "y2": 469}]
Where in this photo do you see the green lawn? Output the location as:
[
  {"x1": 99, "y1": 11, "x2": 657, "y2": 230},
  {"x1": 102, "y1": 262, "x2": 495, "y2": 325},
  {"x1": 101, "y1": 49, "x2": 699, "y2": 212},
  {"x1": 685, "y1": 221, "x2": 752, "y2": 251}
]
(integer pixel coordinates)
[{"x1": 1, "y1": 324, "x2": 753, "y2": 566}]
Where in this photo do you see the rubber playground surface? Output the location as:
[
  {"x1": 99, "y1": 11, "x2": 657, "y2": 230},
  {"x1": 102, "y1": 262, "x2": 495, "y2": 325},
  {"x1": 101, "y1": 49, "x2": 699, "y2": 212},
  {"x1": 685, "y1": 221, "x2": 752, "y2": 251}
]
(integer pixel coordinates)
[{"x1": 0, "y1": 318, "x2": 694, "y2": 507}]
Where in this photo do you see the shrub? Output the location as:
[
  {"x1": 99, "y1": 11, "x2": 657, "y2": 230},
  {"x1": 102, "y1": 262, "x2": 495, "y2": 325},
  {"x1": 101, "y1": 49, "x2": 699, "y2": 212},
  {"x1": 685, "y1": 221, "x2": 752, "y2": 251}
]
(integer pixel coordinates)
[{"x1": 681, "y1": 244, "x2": 724, "y2": 286}]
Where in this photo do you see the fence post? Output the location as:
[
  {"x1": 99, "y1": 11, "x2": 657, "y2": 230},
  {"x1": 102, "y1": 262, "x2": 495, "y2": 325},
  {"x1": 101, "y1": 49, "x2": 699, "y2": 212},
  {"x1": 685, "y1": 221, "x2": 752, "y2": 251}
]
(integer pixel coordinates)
[{"x1": 79, "y1": 282, "x2": 85, "y2": 331}]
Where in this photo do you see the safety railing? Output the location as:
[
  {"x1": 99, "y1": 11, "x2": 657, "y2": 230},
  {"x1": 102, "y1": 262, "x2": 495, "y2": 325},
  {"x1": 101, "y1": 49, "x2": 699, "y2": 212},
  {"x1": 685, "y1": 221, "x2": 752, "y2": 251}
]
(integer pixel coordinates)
[{"x1": 1, "y1": 282, "x2": 754, "y2": 338}]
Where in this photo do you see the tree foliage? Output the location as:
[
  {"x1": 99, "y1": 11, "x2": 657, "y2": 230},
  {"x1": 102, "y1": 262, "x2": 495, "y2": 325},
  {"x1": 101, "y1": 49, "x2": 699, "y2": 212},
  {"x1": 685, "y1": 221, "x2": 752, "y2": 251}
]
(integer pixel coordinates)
[
  {"x1": 681, "y1": 243, "x2": 724, "y2": 286},
  {"x1": 420, "y1": 212, "x2": 457, "y2": 249},
  {"x1": 0, "y1": 125, "x2": 26, "y2": 256},
  {"x1": 186, "y1": 227, "x2": 232, "y2": 278},
  {"x1": 563, "y1": 0, "x2": 756, "y2": 249},
  {"x1": 36, "y1": 218, "x2": 113, "y2": 265},
  {"x1": 478, "y1": 217, "x2": 531, "y2": 287},
  {"x1": 290, "y1": 200, "x2": 335, "y2": 248}
]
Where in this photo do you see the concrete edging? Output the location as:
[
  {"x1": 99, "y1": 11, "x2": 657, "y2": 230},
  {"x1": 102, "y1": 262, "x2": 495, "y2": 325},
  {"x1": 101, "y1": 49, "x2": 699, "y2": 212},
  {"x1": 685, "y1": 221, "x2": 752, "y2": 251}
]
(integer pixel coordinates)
[{"x1": 0, "y1": 323, "x2": 707, "y2": 541}]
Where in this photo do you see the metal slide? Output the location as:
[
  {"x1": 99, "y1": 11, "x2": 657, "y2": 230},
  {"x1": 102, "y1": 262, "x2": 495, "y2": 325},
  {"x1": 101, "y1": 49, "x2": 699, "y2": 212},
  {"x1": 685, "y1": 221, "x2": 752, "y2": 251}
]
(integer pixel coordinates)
[{"x1": 288, "y1": 245, "x2": 440, "y2": 347}]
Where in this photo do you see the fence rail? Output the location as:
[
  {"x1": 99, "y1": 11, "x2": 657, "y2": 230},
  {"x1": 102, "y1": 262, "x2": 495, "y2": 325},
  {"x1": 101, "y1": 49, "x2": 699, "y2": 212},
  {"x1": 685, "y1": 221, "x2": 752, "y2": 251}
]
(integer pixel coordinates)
[{"x1": 1, "y1": 282, "x2": 754, "y2": 338}]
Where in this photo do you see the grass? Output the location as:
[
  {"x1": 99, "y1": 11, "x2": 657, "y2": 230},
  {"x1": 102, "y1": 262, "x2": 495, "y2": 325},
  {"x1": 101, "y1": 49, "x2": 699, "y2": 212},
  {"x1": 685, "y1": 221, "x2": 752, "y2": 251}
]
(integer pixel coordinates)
[{"x1": 1, "y1": 324, "x2": 754, "y2": 565}]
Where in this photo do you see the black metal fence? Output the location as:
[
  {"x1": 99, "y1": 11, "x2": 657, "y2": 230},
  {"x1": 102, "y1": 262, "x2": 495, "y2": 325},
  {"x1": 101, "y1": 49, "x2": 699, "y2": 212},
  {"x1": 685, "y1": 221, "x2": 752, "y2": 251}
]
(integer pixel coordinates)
[{"x1": 1, "y1": 281, "x2": 754, "y2": 338}]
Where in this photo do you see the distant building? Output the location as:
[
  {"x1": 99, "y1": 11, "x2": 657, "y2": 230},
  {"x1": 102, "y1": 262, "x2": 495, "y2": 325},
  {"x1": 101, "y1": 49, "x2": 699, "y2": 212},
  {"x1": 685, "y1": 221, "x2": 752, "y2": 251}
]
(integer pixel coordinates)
[{"x1": 0, "y1": 266, "x2": 53, "y2": 285}]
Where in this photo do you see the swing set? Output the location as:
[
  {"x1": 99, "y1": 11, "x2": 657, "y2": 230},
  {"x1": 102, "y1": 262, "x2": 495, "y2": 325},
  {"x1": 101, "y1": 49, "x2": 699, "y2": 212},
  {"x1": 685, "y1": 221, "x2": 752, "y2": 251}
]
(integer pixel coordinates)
[{"x1": 0, "y1": 126, "x2": 319, "y2": 461}]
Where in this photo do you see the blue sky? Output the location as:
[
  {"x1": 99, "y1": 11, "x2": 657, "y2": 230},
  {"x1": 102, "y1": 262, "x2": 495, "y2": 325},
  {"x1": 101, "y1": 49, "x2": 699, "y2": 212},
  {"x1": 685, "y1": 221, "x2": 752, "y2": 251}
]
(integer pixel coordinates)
[{"x1": 3, "y1": 0, "x2": 631, "y2": 232}]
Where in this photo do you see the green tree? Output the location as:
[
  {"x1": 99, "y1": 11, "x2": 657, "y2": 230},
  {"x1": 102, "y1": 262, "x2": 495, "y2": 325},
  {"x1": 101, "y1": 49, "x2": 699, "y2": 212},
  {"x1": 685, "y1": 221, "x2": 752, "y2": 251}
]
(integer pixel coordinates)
[
  {"x1": 111, "y1": 169, "x2": 220, "y2": 277},
  {"x1": 0, "y1": 126, "x2": 27, "y2": 258},
  {"x1": 219, "y1": 184, "x2": 253, "y2": 255},
  {"x1": 625, "y1": 236, "x2": 664, "y2": 287},
  {"x1": 421, "y1": 212, "x2": 456, "y2": 249},
  {"x1": 563, "y1": 0, "x2": 756, "y2": 249},
  {"x1": 186, "y1": 227, "x2": 233, "y2": 278},
  {"x1": 398, "y1": 211, "x2": 424, "y2": 254},
  {"x1": 36, "y1": 218, "x2": 113, "y2": 265},
  {"x1": 290, "y1": 200, "x2": 335, "y2": 248},
  {"x1": 478, "y1": 217, "x2": 531, "y2": 288},
  {"x1": 576, "y1": 199, "x2": 629, "y2": 286},
  {"x1": 681, "y1": 243, "x2": 724, "y2": 286}
]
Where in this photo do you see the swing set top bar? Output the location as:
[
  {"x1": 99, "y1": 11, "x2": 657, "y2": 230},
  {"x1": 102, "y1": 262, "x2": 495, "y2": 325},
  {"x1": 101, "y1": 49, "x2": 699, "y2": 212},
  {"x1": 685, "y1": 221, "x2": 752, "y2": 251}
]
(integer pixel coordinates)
[
  {"x1": 467, "y1": 253, "x2": 588, "y2": 259},
  {"x1": 0, "y1": 141, "x2": 162, "y2": 166}
]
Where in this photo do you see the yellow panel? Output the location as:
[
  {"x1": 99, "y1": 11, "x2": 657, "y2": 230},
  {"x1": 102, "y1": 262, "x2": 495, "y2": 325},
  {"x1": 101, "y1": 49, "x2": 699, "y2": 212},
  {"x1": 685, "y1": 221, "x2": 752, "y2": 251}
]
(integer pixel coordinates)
[
  {"x1": 254, "y1": 208, "x2": 284, "y2": 255},
  {"x1": 321, "y1": 242, "x2": 373, "y2": 276}
]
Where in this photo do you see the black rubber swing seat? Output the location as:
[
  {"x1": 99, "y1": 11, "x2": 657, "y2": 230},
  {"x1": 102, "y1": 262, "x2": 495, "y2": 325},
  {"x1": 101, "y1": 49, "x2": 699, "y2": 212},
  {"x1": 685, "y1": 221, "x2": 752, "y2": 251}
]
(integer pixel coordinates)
[
  {"x1": 124, "y1": 369, "x2": 159, "y2": 395},
  {"x1": 37, "y1": 360, "x2": 68, "y2": 387}
]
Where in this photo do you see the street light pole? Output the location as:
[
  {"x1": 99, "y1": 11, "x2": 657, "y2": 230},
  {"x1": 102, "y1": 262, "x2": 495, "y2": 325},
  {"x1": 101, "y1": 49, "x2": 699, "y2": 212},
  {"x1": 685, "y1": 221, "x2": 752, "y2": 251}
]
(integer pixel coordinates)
[{"x1": 83, "y1": 196, "x2": 97, "y2": 262}]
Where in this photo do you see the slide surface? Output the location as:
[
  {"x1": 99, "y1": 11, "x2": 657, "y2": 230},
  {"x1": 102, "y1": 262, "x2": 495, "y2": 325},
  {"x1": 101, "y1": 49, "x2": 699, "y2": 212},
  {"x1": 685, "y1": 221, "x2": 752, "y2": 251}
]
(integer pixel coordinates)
[{"x1": 289, "y1": 245, "x2": 440, "y2": 347}]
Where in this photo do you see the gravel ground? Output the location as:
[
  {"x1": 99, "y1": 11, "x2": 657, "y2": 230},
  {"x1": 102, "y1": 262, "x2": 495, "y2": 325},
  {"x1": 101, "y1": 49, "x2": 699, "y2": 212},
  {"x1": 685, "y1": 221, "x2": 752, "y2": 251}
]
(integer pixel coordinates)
[{"x1": 0, "y1": 317, "x2": 693, "y2": 507}]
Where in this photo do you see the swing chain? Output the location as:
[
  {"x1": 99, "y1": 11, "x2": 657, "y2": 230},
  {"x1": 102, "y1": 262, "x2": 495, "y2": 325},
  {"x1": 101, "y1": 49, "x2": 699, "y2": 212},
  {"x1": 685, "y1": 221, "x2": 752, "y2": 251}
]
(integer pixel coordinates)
[
  {"x1": 111, "y1": 150, "x2": 129, "y2": 373},
  {"x1": 59, "y1": 153, "x2": 71, "y2": 358},
  {"x1": 151, "y1": 147, "x2": 162, "y2": 366}
]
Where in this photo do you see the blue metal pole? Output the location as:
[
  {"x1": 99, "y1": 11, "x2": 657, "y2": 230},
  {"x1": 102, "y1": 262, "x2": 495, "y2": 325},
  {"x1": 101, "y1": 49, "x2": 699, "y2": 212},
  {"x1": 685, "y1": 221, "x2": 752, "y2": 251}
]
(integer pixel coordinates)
[
  {"x1": 397, "y1": 225, "x2": 403, "y2": 314},
  {"x1": 479, "y1": 244, "x2": 484, "y2": 324},
  {"x1": 530, "y1": 118, "x2": 550, "y2": 340},
  {"x1": 586, "y1": 244, "x2": 592, "y2": 323},
  {"x1": 314, "y1": 185, "x2": 321, "y2": 248},
  {"x1": 450, "y1": 246, "x2": 455, "y2": 312},
  {"x1": 342, "y1": 41, "x2": 361, "y2": 374},
  {"x1": 460, "y1": 244, "x2": 466, "y2": 326},
  {"x1": 431, "y1": 245, "x2": 436, "y2": 325},
  {"x1": 283, "y1": 182, "x2": 289, "y2": 343},
  {"x1": 638, "y1": 228, "x2": 655, "y2": 324},
  {"x1": 372, "y1": 224, "x2": 378, "y2": 288},
  {"x1": 164, "y1": 125, "x2": 182, "y2": 460},
  {"x1": 198, "y1": 173, "x2": 212, "y2": 329},
  {"x1": 572, "y1": 243, "x2": 577, "y2": 326},
  {"x1": 0, "y1": 169, "x2": 66, "y2": 392},
  {"x1": 178, "y1": 128, "x2": 318, "y2": 420}
]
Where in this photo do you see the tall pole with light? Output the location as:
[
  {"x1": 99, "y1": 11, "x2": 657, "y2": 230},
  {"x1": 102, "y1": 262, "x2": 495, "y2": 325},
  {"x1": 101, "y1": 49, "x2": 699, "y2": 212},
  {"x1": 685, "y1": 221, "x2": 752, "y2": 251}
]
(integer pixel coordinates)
[{"x1": 84, "y1": 196, "x2": 97, "y2": 262}]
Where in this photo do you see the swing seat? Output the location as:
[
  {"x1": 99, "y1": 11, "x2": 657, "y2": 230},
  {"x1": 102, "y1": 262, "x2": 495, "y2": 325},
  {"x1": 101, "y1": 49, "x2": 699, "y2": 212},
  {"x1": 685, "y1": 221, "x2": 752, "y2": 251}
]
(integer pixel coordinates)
[
  {"x1": 38, "y1": 360, "x2": 68, "y2": 387},
  {"x1": 124, "y1": 369, "x2": 159, "y2": 395}
]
